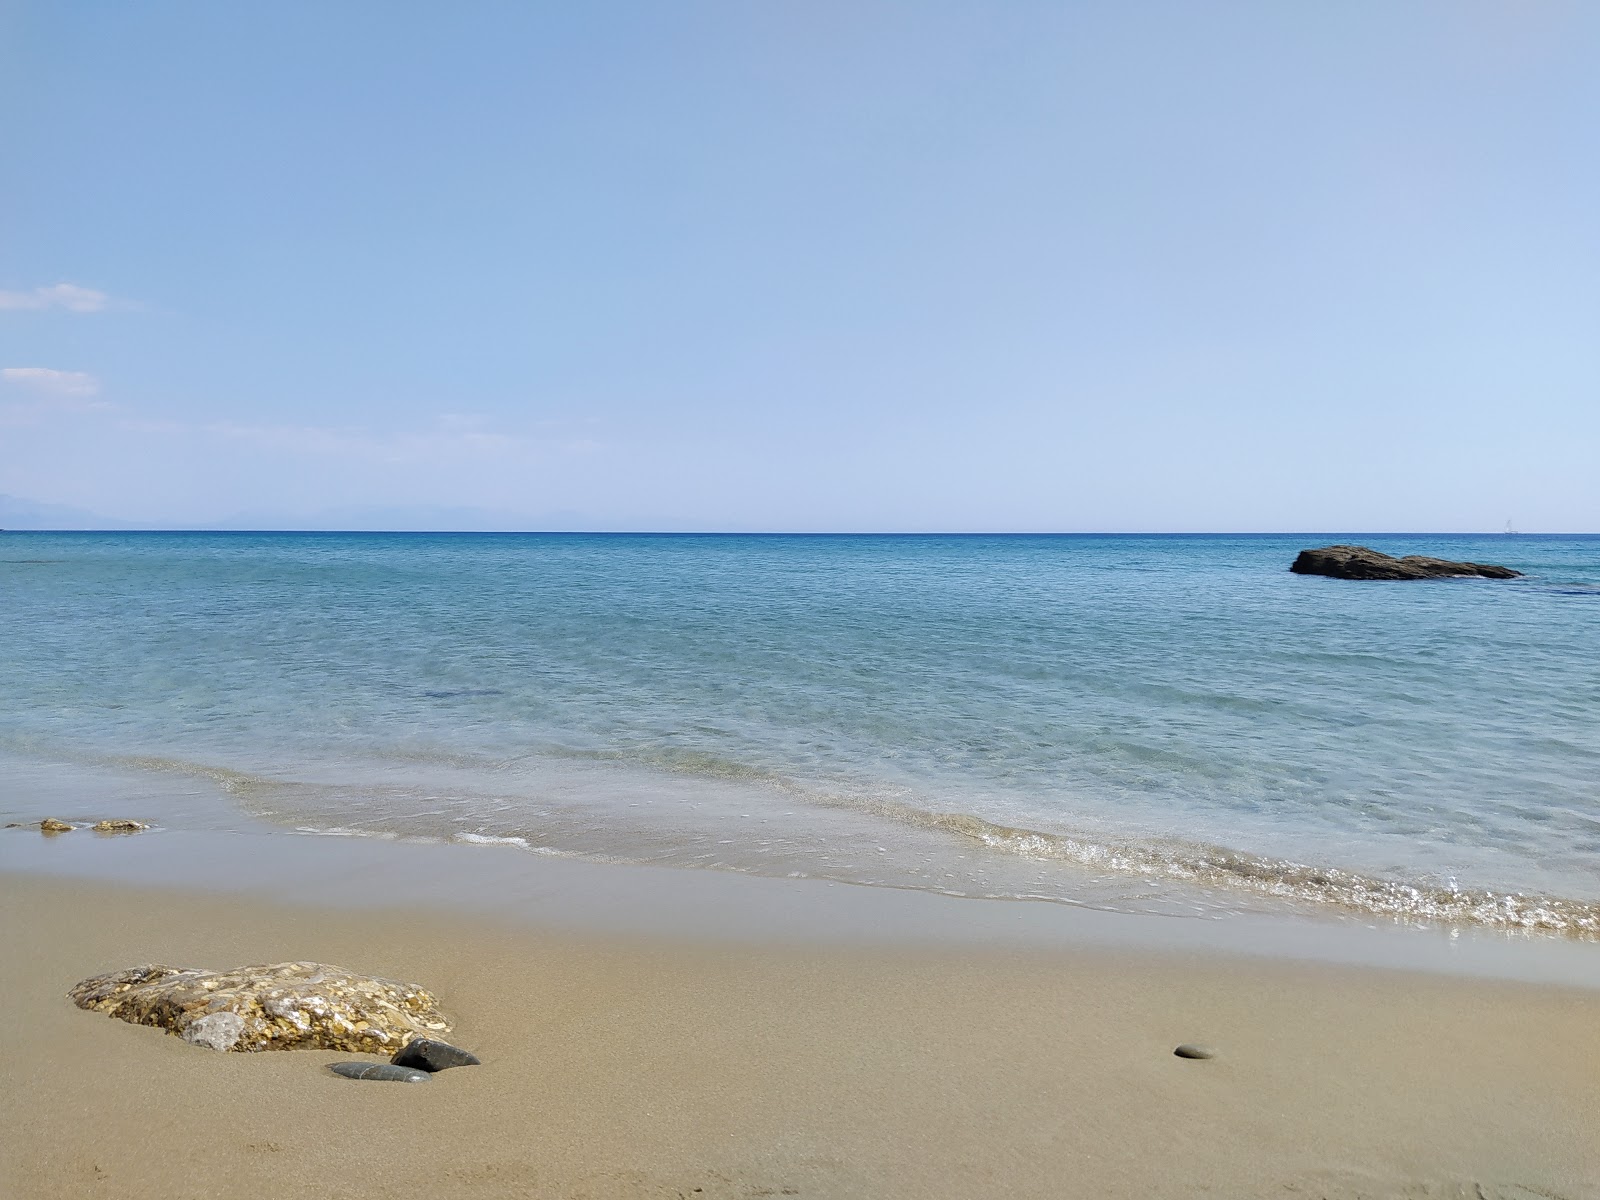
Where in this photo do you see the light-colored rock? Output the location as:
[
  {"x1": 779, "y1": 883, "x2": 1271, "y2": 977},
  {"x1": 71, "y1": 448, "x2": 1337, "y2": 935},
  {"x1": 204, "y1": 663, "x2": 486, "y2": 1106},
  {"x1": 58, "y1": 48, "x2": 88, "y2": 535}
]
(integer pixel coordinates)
[
  {"x1": 92, "y1": 819, "x2": 150, "y2": 833},
  {"x1": 183, "y1": 1011, "x2": 247, "y2": 1051},
  {"x1": 39, "y1": 818, "x2": 74, "y2": 833},
  {"x1": 68, "y1": 962, "x2": 452, "y2": 1053}
]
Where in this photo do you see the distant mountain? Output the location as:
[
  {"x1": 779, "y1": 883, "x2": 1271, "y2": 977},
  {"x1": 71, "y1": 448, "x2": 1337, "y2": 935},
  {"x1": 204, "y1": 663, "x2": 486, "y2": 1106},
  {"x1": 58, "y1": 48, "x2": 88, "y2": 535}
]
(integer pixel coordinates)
[{"x1": 0, "y1": 494, "x2": 139, "y2": 530}]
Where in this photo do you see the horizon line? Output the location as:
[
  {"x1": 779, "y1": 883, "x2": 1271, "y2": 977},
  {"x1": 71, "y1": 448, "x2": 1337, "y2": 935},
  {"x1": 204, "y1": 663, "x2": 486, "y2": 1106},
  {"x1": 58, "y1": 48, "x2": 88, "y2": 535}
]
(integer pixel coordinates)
[{"x1": 1, "y1": 528, "x2": 1589, "y2": 538}]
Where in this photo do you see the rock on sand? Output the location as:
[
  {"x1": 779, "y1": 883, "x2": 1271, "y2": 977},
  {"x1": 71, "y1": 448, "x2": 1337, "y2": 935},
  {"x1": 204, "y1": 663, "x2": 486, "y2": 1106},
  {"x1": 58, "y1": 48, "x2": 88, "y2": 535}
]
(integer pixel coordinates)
[
  {"x1": 68, "y1": 961, "x2": 452, "y2": 1053},
  {"x1": 391, "y1": 1037, "x2": 481, "y2": 1072},
  {"x1": 329, "y1": 1062, "x2": 431, "y2": 1082}
]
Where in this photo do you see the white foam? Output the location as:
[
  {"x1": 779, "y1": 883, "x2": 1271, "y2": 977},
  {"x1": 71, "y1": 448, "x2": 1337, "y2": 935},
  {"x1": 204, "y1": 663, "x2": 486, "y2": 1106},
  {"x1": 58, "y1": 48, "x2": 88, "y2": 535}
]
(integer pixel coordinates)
[
  {"x1": 292, "y1": 825, "x2": 397, "y2": 841},
  {"x1": 453, "y1": 832, "x2": 531, "y2": 849}
]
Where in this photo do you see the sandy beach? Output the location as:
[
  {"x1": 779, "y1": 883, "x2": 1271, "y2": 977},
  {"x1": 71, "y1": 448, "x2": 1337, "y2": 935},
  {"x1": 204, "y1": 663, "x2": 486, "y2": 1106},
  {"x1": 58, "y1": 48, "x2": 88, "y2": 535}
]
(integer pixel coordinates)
[
  {"x1": 11, "y1": 0, "x2": 1600, "y2": 1192},
  {"x1": 3, "y1": 862, "x2": 1597, "y2": 1200}
]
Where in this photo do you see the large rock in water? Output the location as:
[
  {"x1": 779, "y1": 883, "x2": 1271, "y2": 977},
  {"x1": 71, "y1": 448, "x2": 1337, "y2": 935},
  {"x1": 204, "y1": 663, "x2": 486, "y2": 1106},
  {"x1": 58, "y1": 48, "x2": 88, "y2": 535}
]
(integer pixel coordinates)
[
  {"x1": 1290, "y1": 544, "x2": 1521, "y2": 581},
  {"x1": 68, "y1": 962, "x2": 452, "y2": 1053}
]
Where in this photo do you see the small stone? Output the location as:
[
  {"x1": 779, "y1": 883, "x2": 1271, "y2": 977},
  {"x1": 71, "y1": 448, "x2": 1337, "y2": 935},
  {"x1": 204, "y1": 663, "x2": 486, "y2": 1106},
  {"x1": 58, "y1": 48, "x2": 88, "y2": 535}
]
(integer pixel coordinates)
[
  {"x1": 391, "y1": 1038, "x2": 481, "y2": 1072},
  {"x1": 1173, "y1": 1044, "x2": 1216, "y2": 1060},
  {"x1": 329, "y1": 1062, "x2": 430, "y2": 1082},
  {"x1": 39, "y1": 818, "x2": 74, "y2": 833},
  {"x1": 92, "y1": 819, "x2": 150, "y2": 833}
]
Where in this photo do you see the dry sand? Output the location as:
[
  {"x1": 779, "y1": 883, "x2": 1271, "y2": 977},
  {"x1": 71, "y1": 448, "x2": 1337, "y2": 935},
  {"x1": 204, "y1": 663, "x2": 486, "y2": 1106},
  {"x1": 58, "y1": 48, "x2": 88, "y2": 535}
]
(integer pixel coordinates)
[{"x1": 2, "y1": 873, "x2": 1597, "y2": 1200}]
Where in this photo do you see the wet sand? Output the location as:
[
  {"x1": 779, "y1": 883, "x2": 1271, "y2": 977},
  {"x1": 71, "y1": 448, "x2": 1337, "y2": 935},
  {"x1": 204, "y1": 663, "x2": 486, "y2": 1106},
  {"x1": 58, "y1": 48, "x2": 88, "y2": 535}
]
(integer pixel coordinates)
[{"x1": 3, "y1": 870, "x2": 1597, "y2": 1200}]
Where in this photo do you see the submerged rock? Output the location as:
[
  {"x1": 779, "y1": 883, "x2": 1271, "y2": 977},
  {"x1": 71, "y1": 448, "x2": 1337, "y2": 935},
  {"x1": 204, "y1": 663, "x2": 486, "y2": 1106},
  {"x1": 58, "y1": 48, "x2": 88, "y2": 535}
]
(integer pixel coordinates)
[
  {"x1": 391, "y1": 1037, "x2": 480, "y2": 1072},
  {"x1": 329, "y1": 1062, "x2": 431, "y2": 1082},
  {"x1": 91, "y1": 819, "x2": 150, "y2": 833},
  {"x1": 68, "y1": 962, "x2": 452, "y2": 1053},
  {"x1": 1290, "y1": 545, "x2": 1521, "y2": 581}
]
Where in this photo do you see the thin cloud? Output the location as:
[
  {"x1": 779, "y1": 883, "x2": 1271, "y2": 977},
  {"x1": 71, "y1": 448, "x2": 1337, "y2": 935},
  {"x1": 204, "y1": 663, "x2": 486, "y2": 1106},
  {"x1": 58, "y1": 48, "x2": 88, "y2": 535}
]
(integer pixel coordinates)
[
  {"x1": 2, "y1": 367, "x2": 102, "y2": 397},
  {"x1": 0, "y1": 369, "x2": 112, "y2": 426},
  {"x1": 206, "y1": 420, "x2": 532, "y2": 463},
  {"x1": 113, "y1": 412, "x2": 601, "y2": 463},
  {"x1": 0, "y1": 283, "x2": 111, "y2": 313},
  {"x1": 2, "y1": 367, "x2": 102, "y2": 398}
]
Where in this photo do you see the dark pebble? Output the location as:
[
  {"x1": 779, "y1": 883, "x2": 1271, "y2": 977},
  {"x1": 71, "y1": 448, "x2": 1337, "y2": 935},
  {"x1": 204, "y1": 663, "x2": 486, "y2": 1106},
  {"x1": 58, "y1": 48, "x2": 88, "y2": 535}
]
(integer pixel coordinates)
[
  {"x1": 391, "y1": 1038, "x2": 481, "y2": 1072},
  {"x1": 1173, "y1": 1044, "x2": 1216, "y2": 1060},
  {"x1": 329, "y1": 1062, "x2": 430, "y2": 1082}
]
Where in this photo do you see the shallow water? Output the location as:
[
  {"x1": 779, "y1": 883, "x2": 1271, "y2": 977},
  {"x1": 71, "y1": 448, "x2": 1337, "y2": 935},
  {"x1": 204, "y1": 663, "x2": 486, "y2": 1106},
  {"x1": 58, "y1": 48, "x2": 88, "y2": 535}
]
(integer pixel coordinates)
[{"x1": 2, "y1": 531, "x2": 1597, "y2": 934}]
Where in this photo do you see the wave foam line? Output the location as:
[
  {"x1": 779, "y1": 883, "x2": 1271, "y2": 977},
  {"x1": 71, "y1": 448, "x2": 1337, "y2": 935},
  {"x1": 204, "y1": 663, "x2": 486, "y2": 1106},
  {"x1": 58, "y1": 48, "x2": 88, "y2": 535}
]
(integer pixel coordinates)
[
  {"x1": 453, "y1": 832, "x2": 531, "y2": 848},
  {"x1": 891, "y1": 806, "x2": 1600, "y2": 936},
  {"x1": 42, "y1": 746, "x2": 1600, "y2": 938}
]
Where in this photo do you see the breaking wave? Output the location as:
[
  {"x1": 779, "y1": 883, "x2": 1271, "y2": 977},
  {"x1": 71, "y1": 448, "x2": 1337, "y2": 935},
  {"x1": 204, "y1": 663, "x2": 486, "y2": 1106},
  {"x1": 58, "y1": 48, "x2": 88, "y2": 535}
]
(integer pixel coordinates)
[
  {"x1": 12, "y1": 743, "x2": 1600, "y2": 939},
  {"x1": 884, "y1": 806, "x2": 1600, "y2": 936}
]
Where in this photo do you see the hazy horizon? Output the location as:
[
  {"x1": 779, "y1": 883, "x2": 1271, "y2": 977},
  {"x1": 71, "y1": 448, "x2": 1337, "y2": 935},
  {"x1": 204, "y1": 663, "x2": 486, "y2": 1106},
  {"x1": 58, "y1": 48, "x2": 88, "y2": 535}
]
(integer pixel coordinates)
[
  {"x1": 0, "y1": 493, "x2": 1585, "y2": 537},
  {"x1": 5, "y1": 3, "x2": 1598, "y2": 532}
]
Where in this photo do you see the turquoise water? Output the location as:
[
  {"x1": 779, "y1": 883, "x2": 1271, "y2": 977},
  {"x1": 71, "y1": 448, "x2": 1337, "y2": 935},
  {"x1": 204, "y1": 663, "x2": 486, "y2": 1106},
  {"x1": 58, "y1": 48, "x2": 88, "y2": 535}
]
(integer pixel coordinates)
[{"x1": 3, "y1": 532, "x2": 1598, "y2": 933}]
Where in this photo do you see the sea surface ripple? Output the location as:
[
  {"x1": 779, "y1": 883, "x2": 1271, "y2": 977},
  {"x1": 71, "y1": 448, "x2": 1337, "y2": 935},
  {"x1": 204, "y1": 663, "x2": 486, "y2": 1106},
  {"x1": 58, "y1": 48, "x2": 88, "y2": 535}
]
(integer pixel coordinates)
[{"x1": 2, "y1": 531, "x2": 1597, "y2": 935}]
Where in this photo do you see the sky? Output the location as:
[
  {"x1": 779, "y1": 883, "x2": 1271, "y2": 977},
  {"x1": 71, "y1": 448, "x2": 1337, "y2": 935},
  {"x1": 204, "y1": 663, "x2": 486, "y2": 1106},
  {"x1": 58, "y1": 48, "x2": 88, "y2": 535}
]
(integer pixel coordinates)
[{"x1": 2, "y1": 1, "x2": 1597, "y2": 532}]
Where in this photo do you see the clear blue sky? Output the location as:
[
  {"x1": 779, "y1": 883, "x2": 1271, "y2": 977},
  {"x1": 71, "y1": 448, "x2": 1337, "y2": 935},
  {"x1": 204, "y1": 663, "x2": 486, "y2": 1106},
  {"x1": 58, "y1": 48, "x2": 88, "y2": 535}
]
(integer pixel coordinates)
[{"x1": 3, "y1": 1, "x2": 1597, "y2": 531}]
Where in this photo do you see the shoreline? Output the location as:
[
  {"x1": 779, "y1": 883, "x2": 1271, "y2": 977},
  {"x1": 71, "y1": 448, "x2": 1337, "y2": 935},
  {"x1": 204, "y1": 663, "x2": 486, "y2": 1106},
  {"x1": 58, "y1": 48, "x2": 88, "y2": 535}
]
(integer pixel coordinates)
[
  {"x1": 4, "y1": 867, "x2": 1599, "y2": 1199},
  {"x1": 6, "y1": 820, "x2": 1600, "y2": 989},
  {"x1": 5, "y1": 748, "x2": 1600, "y2": 977}
]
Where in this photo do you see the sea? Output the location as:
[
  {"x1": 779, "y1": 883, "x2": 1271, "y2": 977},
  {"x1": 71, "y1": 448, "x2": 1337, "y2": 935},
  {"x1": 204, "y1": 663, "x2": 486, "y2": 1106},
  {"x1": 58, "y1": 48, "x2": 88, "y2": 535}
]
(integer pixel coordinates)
[{"x1": 2, "y1": 531, "x2": 1598, "y2": 936}]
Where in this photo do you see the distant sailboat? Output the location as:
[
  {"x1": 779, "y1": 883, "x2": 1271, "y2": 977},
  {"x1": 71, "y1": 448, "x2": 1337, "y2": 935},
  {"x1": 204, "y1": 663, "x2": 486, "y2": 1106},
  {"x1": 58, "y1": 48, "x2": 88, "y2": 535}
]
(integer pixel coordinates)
[{"x1": 1504, "y1": 519, "x2": 1518, "y2": 535}]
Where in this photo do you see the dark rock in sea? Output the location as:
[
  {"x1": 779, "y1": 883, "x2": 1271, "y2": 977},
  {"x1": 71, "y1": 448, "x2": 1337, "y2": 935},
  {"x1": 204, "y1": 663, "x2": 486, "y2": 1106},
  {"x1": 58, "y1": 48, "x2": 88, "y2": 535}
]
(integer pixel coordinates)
[
  {"x1": 1173, "y1": 1044, "x2": 1216, "y2": 1060},
  {"x1": 391, "y1": 1037, "x2": 481, "y2": 1072},
  {"x1": 1290, "y1": 545, "x2": 1521, "y2": 581},
  {"x1": 329, "y1": 1062, "x2": 431, "y2": 1083}
]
